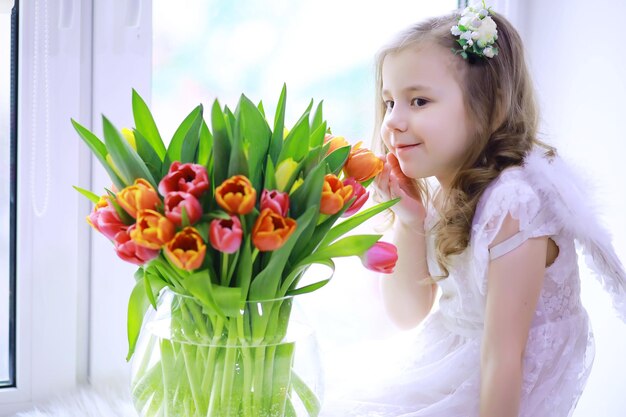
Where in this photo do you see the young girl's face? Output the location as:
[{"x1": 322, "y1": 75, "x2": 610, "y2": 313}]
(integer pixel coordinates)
[{"x1": 380, "y1": 42, "x2": 472, "y2": 187}]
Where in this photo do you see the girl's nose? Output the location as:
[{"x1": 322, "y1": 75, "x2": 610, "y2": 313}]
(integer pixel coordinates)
[{"x1": 384, "y1": 106, "x2": 408, "y2": 132}]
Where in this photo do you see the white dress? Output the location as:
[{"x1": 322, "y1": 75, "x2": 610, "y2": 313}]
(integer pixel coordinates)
[{"x1": 320, "y1": 146, "x2": 626, "y2": 417}]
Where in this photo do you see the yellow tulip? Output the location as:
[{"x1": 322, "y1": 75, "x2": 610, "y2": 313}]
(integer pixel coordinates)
[
  {"x1": 121, "y1": 128, "x2": 137, "y2": 151},
  {"x1": 275, "y1": 158, "x2": 298, "y2": 192}
]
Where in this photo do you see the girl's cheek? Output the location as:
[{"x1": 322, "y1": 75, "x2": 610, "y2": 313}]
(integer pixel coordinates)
[{"x1": 380, "y1": 123, "x2": 391, "y2": 149}]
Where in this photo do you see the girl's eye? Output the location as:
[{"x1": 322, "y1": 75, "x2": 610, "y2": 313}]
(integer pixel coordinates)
[
  {"x1": 384, "y1": 100, "x2": 394, "y2": 111},
  {"x1": 411, "y1": 98, "x2": 429, "y2": 107}
]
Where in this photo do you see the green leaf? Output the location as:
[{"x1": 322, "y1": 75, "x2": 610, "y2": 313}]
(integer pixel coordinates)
[
  {"x1": 180, "y1": 206, "x2": 190, "y2": 228},
  {"x1": 240, "y1": 94, "x2": 271, "y2": 191},
  {"x1": 287, "y1": 278, "x2": 331, "y2": 295},
  {"x1": 283, "y1": 258, "x2": 334, "y2": 296},
  {"x1": 212, "y1": 284, "x2": 242, "y2": 317},
  {"x1": 279, "y1": 99, "x2": 312, "y2": 163},
  {"x1": 291, "y1": 371, "x2": 322, "y2": 417},
  {"x1": 293, "y1": 203, "x2": 351, "y2": 262},
  {"x1": 289, "y1": 161, "x2": 325, "y2": 219},
  {"x1": 249, "y1": 206, "x2": 317, "y2": 300},
  {"x1": 126, "y1": 275, "x2": 167, "y2": 361},
  {"x1": 228, "y1": 101, "x2": 250, "y2": 178},
  {"x1": 184, "y1": 270, "x2": 227, "y2": 319},
  {"x1": 308, "y1": 121, "x2": 327, "y2": 151},
  {"x1": 197, "y1": 119, "x2": 213, "y2": 167},
  {"x1": 263, "y1": 157, "x2": 277, "y2": 191},
  {"x1": 235, "y1": 239, "x2": 253, "y2": 300},
  {"x1": 143, "y1": 266, "x2": 167, "y2": 310},
  {"x1": 72, "y1": 185, "x2": 100, "y2": 204},
  {"x1": 102, "y1": 116, "x2": 158, "y2": 189},
  {"x1": 131, "y1": 89, "x2": 167, "y2": 161},
  {"x1": 311, "y1": 100, "x2": 324, "y2": 133},
  {"x1": 269, "y1": 84, "x2": 286, "y2": 164},
  {"x1": 202, "y1": 210, "x2": 232, "y2": 221},
  {"x1": 288, "y1": 161, "x2": 326, "y2": 259},
  {"x1": 323, "y1": 145, "x2": 350, "y2": 175},
  {"x1": 257, "y1": 100, "x2": 266, "y2": 118},
  {"x1": 133, "y1": 129, "x2": 163, "y2": 183},
  {"x1": 211, "y1": 99, "x2": 232, "y2": 188},
  {"x1": 299, "y1": 234, "x2": 382, "y2": 266},
  {"x1": 71, "y1": 119, "x2": 126, "y2": 190},
  {"x1": 105, "y1": 188, "x2": 134, "y2": 225},
  {"x1": 162, "y1": 105, "x2": 203, "y2": 174},
  {"x1": 319, "y1": 198, "x2": 399, "y2": 249}
]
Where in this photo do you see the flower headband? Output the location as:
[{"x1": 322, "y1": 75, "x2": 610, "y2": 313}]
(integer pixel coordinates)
[{"x1": 450, "y1": 0, "x2": 499, "y2": 60}]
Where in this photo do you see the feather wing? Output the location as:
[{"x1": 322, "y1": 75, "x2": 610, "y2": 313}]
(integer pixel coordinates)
[{"x1": 523, "y1": 147, "x2": 626, "y2": 322}]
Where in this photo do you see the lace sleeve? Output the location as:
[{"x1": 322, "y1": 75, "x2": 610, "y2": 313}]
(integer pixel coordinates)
[{"x1": 470, "y1": 169, "x2": 562, "y2": 295}]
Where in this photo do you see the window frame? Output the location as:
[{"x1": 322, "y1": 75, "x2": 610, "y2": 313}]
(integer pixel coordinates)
[{"x1": 0, "y1": 0, "x2": 93, "y2": 413}]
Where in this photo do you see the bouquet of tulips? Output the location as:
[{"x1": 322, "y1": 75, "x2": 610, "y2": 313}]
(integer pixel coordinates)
[{"x1": 72, "y1": 85, "x2": 399, "y2": 417}]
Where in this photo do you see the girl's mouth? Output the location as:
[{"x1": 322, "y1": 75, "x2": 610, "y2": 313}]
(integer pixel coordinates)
[{"x1": 396, "y1": 143, "x2": 422, "y2": 153}]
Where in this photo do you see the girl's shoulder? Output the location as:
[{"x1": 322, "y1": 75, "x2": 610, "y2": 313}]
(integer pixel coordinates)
[
  {"x1": 472, "y1": 148, "x2": 562, "y2": 241},
  {"x1": 477, "y1": 146, "x2": 558, "y2": 215}
]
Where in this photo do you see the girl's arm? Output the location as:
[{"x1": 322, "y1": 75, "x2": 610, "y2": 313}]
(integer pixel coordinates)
[
  {"x1": 380, "y1": 222, "x2": 437, "y2": 330},
  {"x1": 480, "y1": 213, "x2": 548, "y2": 417}
]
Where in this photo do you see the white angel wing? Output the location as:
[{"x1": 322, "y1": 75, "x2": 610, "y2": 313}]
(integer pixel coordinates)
[{"x1": 523, "y1": 147, "x2": 626, "y2": 323}]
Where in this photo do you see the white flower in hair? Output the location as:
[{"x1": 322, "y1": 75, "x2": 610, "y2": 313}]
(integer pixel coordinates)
[
  {"x1": 475, "y1": 15, "x2": 498, "y2": 47},
  {"x1": 451, "y1": 0, "x2": 499, "y2": 60}
]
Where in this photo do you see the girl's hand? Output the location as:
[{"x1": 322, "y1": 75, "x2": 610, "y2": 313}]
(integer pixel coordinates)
[{"x1": 373, "y1": 152, "x2": 427, "y2": 230}]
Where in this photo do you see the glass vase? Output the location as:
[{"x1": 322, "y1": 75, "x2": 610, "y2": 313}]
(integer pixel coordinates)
[{"x1": 130, "y1": 288, "x2": 324, "y2": 417}]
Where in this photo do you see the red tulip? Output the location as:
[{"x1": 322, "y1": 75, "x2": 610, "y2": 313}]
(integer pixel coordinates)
[
  {"x1": 209, "y1": 216, "x2": 243, "y2": 254},
  {"x1": 341, "y1": 177, "x2": 369, "y2": 217},
  {"x1": 86, "y1": 195, "x2": 127, "y2": 240},
  {"x1": 113, "y1": 226, "x2": 160, "y2": 265},
  {"x1": 260, "y1": 189, "x2": 290, "y2": 217},
  {"x1": 360, "y1": 242, "x2": 398, "y2": 274},
  {"x1": 159, "y1": 161, "x2": 210, "y2": 198},
  {"x1": 164, "y1": 191, "x2": 203, "y2": 227}
]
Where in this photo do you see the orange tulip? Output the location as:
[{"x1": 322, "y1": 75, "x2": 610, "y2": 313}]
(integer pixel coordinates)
[
  {"x1": 252, "y1": 208, "x2": 297, "y2": 252},
  {"x1": 116, "y1": 178, "x2": 161, "y2": 219},
  {"x1": 164, "y1": 227, "x2": 206, "y2": 271},
  {"x1": 215, "y1": 175, "x2": 257, "y2": 215},
  {"x1": 323, "y1": 134, "x2": 350, "y2": 155},
  {"x1": 130, "y1": 209, "x2": 176, "y2": 249},
  {"x1": 320, "y1": 174, "x2": 354, "y2": 215},
  {"x1": 343, "y1": 142, "x2": 384, "y2": 182}
]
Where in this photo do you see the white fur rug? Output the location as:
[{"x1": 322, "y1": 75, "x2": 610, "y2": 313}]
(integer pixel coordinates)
[{"x1": 14, "y1": 380, "x2": 137, "y2": 417}]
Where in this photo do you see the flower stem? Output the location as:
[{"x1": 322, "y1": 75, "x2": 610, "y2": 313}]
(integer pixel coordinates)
[
  {"x1": 181, "y1": 343, "x2": 206, "y2": 413},
  {"x1": 220, "y1": 319, "x2": 239, "y2": 415},
  {"x1": 221, "y1": 253, "x2": 229, "y2": 286}
]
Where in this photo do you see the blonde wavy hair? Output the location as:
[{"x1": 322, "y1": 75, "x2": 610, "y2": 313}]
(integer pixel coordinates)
[{"x1": 371, "y1": 10, "x2": 556, "y2": 283}]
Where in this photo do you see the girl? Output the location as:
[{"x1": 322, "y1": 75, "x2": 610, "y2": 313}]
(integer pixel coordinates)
[{"x1": 322, "y1": 3, "x2": 626, "y2": 417}]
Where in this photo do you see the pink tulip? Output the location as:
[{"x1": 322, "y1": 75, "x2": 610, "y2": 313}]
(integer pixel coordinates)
[
  {"x1": 159, "y1": 161, "x2": 209, "y2": 198},
  {"x1": 86, "y1": 196, "x2": 127, "y2": 240},
  {"x1": 341, "y1": 177, "x2": 369, "y2": 217},
  {"x1": 260, "y1": 189, "x2": 290, "y2": 217},
  {"x1": 164, "y1": 191, "x2": 203, "y2": 227},
  {"x1": 360, "y1": 242, "x2": 398, "y2": 274},
  {"x1": 209, "y1": 215, "x2": 243, "y2": 254},
  {"x1": 113, "y1": 226, "x2": 160, "y2": 265}
]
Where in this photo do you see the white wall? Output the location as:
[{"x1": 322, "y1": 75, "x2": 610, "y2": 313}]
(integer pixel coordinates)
[{"x1": 520, "y1": 1, "x2": 626, "y2": 415}]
